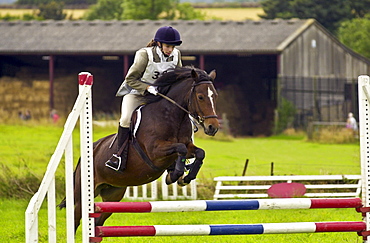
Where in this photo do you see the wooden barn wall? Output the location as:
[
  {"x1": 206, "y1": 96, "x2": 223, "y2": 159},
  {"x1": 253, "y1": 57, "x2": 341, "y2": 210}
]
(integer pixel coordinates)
[
  {"x1": 279, "y1": 24, "x2": 370, "y2": 126},
  {"x1": 280, "y1": 24, "x2": 369, "y2": 79}
]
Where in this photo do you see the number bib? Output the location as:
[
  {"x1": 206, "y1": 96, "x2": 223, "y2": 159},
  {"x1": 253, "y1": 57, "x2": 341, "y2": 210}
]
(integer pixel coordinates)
[{"x1": 142, "y1": 47, "x2": 179, "y2": 84}]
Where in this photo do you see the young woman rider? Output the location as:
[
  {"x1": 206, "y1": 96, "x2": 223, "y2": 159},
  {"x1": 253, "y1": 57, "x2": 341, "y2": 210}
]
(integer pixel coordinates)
[{"x1": 106, "y1": 26, "x2": 183, "y2": 171}]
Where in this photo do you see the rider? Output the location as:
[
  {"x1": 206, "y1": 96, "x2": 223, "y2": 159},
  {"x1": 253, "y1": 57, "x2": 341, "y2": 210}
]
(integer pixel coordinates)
[{"x1": 106, "y1": 26, "x2": 183, "y2": 171}]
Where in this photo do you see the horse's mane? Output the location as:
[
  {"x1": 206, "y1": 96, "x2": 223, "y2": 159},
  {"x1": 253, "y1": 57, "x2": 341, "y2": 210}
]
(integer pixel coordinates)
[
  {"x1": 154, "y1": 66, "x2": 209, "y2": 87},
  {"x1": 145, "y1": 66, "x2": 211, "y2": 104}
]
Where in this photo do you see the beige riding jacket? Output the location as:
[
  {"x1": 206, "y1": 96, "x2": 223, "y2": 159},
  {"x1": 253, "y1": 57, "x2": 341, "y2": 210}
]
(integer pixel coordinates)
[{"x1": 116, "y1": 46, "x2": 182, "y2": 96}]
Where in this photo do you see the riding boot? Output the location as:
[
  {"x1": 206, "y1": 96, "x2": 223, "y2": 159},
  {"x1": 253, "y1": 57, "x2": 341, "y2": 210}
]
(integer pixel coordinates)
[{"x1": 105, "y1": 126, "x2": 129, "y2": 172}]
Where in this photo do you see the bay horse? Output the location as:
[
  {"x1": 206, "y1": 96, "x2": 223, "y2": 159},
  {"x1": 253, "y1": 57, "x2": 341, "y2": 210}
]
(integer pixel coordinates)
[{"x1": 59, "y1": 67, "x2": 220, "y2": 230}]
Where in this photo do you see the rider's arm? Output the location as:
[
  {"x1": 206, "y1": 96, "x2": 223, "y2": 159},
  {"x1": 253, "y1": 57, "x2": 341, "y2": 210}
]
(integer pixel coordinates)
[
  {"x1": 125, "y1": 49, "x2": 150, "y2": 95},
  {"x1": 176, "y1": 49, "x2": 182, "y2": 68}
]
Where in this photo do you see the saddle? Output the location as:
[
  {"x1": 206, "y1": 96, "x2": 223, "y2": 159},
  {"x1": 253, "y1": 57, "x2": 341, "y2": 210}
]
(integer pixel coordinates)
[{"x1": 109, "y1": 106, "x2": 162, "y2": 172}]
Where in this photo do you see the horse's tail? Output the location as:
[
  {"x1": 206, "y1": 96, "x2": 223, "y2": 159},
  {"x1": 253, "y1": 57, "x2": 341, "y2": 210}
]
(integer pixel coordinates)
[{"x1": 58, "y1": 158, "x2": 80, "y2": 209}]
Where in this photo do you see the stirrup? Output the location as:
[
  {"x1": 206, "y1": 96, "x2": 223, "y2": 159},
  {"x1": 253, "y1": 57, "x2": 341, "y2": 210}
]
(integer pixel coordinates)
[{"x1": 105, "y1": 154, "x2": 122, "y2": 171}]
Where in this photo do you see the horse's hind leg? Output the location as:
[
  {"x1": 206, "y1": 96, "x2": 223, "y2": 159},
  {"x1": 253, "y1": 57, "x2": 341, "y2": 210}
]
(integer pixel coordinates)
[{"x1": 95, "y1": 186, "x2": 127, "y2": 226}]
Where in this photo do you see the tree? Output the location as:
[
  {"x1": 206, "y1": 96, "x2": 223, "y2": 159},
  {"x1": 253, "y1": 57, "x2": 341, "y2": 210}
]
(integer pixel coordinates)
[
  {"x1": 260, "y1": 0, "x2": 294, "y2": 19},
  {"x1": 349, "y1": 0, "x2": 370, "y2": 18},
  {"x1": 121, "y1": 0, "x2": 174, "y2": 20},
  {"x1": 84, "y1": 0, "x2": 205, "y2": 21},
  {"x1": 290, "y1": 0, "x2": 352, "y2": 33},
  {"x1": 38, "y1": 1, "x2": 66, "y2": 20},
  {"x1": 175, "y1": 2, "x2": 206, "y2": 20},
  {"x1": 84, "y1": 0, "x2": 124, "y2": 20},
  {"x1": 337, "y1": 16, "x2": 370, "y2": 59},
  {"x1": 259, "y1": 0, "x2": 366, "y2": 33}
]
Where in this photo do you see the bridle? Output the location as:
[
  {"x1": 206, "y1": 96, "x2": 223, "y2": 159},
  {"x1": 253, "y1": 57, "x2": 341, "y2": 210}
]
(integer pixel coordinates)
[{"x1": 156, "y1": 80, "x2": 218, "y2": 130}]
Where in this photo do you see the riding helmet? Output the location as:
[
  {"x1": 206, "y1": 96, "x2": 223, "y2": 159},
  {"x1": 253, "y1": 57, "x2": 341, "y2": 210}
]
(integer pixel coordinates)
[{"x1": 154, "y1": 26, "x2": 182, "y2": 46}]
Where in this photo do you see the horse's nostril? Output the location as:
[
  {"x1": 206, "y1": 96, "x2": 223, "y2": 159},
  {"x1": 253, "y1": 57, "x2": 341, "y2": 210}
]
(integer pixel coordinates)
[{"x1": 206, "y1": 125, "x2": 218, "y2": 136}]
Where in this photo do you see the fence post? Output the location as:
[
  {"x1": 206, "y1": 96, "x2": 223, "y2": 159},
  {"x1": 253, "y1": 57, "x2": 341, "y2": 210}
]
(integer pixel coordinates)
[
  {"x1": 358, "y1": 75, "x2": 370, "y2": 240},
  {"x1": 78, "y1": 72, "x2": 95, "y2": 243}
]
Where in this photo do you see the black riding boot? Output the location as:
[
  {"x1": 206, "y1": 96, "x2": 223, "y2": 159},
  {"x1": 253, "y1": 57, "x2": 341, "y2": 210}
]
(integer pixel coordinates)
[{"x1": 105, "y1": 126, "x2": 129, "y2": 171}]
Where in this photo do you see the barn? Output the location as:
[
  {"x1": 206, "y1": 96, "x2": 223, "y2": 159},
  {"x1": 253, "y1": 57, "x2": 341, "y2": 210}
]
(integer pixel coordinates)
[{"x1": 0, "y1": 19, "x2": 369, "y2": 136}]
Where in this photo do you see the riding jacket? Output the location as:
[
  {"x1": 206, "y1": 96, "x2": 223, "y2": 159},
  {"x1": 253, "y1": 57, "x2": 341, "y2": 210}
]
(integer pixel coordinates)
[{"x1": 116, "y1": 46, "x2": 182, "y2": 96}]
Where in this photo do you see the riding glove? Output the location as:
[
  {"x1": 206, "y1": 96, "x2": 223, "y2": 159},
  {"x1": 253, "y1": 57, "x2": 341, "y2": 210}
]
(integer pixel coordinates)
[{"x1": 147, "y1": 86, "x2": 158, "y2": 95}]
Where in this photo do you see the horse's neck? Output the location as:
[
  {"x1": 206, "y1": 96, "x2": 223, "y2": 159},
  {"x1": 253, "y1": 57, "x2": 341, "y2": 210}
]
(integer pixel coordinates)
[{"x1": 148, "y1": 85, "x2": 190, "y2": 123}]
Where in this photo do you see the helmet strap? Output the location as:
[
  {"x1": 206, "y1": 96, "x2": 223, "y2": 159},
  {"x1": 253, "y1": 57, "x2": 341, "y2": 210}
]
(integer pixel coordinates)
[{"x1": 157, "y1": 42, "x2": 169, "y2": 57}]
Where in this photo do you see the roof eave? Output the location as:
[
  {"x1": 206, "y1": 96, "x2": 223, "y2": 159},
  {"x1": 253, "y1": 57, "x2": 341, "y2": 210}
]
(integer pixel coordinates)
[{"x1": 276, "y1": 18, "x2": 315, "y2": 51}]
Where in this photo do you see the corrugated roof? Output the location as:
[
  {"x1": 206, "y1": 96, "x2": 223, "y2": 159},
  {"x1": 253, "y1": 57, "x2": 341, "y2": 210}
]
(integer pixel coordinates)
[{"x1": 0, "y1": 19, "x2": 312, "y2": 55}]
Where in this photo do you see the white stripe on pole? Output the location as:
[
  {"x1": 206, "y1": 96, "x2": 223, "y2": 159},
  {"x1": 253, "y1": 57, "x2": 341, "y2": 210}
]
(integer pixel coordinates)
[
  {"x1": 263, "y1": 222, "x2": 316, "y2": 234},
  {"x1": 258, "y1": 198, "x2": 311, "y2": 210},
  {"x1": 151, "y1": 200, "x2": 207, "y2": 212},
  {"x1": 154, "y1": 225, "x2": 211, "y2": 235}
]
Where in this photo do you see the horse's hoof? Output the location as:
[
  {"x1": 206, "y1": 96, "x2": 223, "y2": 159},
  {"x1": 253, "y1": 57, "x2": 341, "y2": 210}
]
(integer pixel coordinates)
[
  {"x1": 177, "y1": 177, "x2": 189, "y2": 187},
  {"x1": 165, "y1": 173, "x2": 173, "y2": 185}
]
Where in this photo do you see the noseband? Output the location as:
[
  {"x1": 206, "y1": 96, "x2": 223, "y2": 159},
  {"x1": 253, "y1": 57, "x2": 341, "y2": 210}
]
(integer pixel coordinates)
[{"x1": 156, "y1": 79, "x2": 218, "y2": 130}]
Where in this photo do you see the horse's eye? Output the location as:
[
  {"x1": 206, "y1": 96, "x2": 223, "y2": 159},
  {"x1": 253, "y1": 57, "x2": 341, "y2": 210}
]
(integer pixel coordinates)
[{"x1": 197, "y1": 94, "x2": 204, "y2": 101}]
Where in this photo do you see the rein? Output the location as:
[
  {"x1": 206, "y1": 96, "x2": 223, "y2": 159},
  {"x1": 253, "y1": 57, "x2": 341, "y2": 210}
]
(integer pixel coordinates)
[{"x1": 156, "y1": 80, "x2": 217, "y2": 128}]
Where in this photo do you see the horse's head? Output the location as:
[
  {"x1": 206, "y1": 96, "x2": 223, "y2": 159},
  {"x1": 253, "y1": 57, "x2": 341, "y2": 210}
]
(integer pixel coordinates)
[
  {"x1": 153, "y1": 67, "x2": 220, "y2": 136},
  {"x1": 188, "y1": 69, "x2": 220, "y2": 136}
]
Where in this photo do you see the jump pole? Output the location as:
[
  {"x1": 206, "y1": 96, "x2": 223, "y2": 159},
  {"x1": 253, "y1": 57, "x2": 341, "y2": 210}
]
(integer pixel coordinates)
[
  {"x1": 94, "y1": 198, "x2": 362, "y2": 213},
  {"x1": 95, "y1": 222, "x2": 366, "y2": 237}
]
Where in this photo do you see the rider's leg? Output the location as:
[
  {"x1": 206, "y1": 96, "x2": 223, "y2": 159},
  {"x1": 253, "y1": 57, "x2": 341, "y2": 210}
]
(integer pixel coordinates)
[
  {"x1": 105, "y1": 126, "x2": 129, "y2": 171},
  {"x1": 106, "y1": 93, "x2": 145, "y2": 171}
]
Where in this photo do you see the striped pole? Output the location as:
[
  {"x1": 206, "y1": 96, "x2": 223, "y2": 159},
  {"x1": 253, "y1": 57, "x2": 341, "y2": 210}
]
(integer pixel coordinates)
[
  {"x1": 95, "y1": 222, "x2": 366, "y2": 237},
  {"x1": 94, "y1": 198, "x2": 362, "y2": 213}
]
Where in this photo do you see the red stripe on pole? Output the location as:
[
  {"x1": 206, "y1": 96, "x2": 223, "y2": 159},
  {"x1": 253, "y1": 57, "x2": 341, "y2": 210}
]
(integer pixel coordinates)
[
  {"x1": 315, "y1": 222, "x2": 365, "y2": 232},
  {"x1": 95, "y1": 202, "x2": 152, "y2": 213},
  {"x1": 78, "y1": 72, "x2": 93, "y2": 85},
  {"x1": 95, "y1": 226, "x2": 156, "y2": 237},
  {"x1": 310, "y1": 198, "x2": 362, "y2": 208}
]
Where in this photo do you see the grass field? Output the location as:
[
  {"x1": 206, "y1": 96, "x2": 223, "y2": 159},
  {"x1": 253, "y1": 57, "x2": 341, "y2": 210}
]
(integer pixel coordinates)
[
  {"x1": 0, "y1": 123, "x2": 363, "y2": 242},
  {"x1": 0, "y1": 7, "x2": 263, "y2": 20}
]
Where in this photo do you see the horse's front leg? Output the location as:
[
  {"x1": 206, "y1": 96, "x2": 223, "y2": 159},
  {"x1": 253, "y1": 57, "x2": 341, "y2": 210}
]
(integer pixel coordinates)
[
  {"x1": 178, "y1": 144, "x2": 205, "y2": 186},
  {"x1": 164, "y1": 143, "x2": 188, "y2": 185}
]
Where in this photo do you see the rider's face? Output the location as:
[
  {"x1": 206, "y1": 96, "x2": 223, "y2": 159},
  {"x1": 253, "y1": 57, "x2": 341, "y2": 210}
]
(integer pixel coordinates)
[{"x1": 160, "y1": 43, "x2": 175, "y2": 56}]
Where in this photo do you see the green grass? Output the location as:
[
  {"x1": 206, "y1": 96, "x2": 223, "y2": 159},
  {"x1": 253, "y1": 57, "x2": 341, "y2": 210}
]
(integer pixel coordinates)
[
  {"x1": 0, "y1": 124, "x2": 363, "y2": 242},
  {"x1": 195, "y1": 134, "x2": 360, "y2": 179}
]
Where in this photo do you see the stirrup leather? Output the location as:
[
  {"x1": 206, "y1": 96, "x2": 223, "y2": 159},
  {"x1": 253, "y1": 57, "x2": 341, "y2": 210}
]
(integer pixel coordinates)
[{"x1": 105, "y1": 154, "x2": 122, "y2": 171}]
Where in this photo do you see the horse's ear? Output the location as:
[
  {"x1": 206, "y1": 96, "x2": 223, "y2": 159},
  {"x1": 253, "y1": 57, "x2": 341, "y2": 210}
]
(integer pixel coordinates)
[
  {"x1": 209, "y1": 70, "x2": 216, "y2": 80},
  {"x1": 191, "y1": 69, "x2": 199, "y2": 81}
]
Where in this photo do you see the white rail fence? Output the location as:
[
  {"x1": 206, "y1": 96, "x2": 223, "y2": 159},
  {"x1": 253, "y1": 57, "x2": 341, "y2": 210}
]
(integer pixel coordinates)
[
  {"x1": 124, "y1": 176, "x2": 196, "y2": 201},
  {"x1": 213, "y1": 175, "x2": 362, "y2": 200}
]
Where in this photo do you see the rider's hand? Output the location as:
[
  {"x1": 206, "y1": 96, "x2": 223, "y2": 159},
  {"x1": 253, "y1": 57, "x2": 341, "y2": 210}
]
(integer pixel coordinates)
[{"x1": 147, "y1": 86, "x2": 158, "y2": 95}]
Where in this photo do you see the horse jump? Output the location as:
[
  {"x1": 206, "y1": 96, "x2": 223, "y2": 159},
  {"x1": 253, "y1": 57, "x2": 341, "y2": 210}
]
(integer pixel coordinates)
[
  {"x1": 26, "y1": 75, "x2": 370, "y2": 243},
  {"x1": 90, "y1": 198, "x2": 367, "y2": 241}
]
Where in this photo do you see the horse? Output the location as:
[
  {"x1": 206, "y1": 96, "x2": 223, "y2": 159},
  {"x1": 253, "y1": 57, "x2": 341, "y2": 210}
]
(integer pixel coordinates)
[{"x1": 59, "y1": 67, "x2": 220, "y2": 231}]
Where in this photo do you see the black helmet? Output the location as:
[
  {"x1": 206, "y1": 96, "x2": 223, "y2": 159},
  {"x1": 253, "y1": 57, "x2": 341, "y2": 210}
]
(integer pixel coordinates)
[{"x1": 154, "y1": 26, "x2": 182, "y2": 46}]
